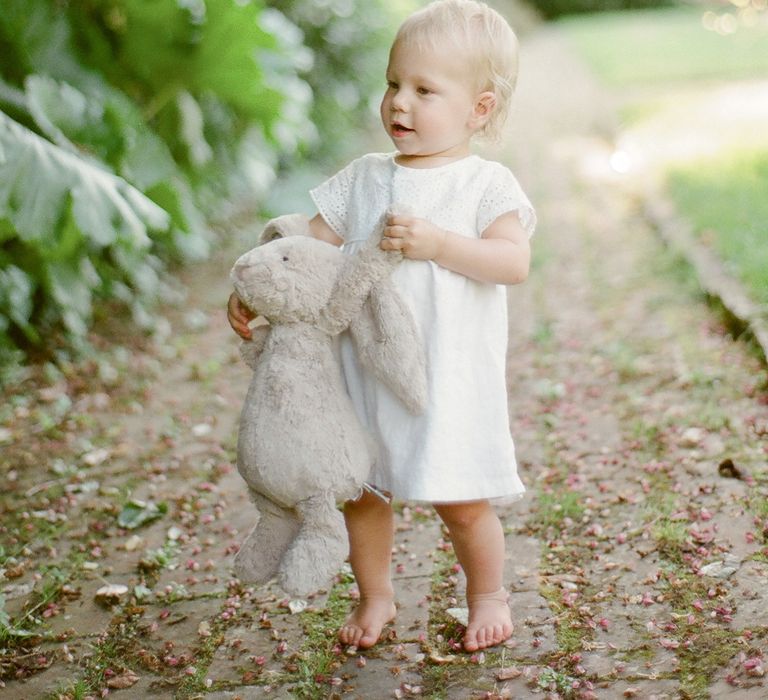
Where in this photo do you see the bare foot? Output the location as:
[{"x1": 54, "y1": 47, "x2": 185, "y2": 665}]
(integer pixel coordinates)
[
  {"x1": 463, "y1": 588, "x2": 513, "y2": 652},
  {"x1": 338, "y1": 597, "x2": 397, "y2": 649}
]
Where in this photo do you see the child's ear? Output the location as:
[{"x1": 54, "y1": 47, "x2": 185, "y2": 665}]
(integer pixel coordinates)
[{"x1": 470, "y1": 91, "x2": 496, "y2": 129}]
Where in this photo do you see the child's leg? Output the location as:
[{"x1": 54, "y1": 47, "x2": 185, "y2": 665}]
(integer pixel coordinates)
[
  {"x1": 339, "y1": 490, "x2": 397, "y2": 648},
  {"x1": 434, "y1": 500, "x2": 512, "y2": 652}
]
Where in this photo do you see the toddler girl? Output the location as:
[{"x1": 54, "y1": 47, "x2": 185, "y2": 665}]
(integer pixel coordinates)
[{"x1": 228, "y1": 0, "x2": 535, "y2": 653}]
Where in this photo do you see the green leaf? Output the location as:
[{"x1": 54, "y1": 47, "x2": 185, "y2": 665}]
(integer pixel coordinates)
[
  {"x1": 25, "y1": 74, "x2": 104, "y2": 152},
  {"x1": 0, "y1": 1, "x2": 86, "y2": 86},
  {"x1": 146, "y1": 179, "x2": 210, "y2": 261},
  {"x1": 82, "y1": 0, "x2": 310, "y2": 130},
  {"x1": 120, "y1": 127, "x2": 178, "y2": 191},
  {"x1": 0, "y1": 264, "x2": 38, "y2": 342},
  {"x1": 133, "y1": 584, "x2": 153, "y2": 601},
  {"x1": 0, "y1": 111, "x2": 170, "y2": 246},
  {"x1": 26, "y1": 73, "x2": 181, "y2": 192},
  {"x1": 117, "y1": 499, "x2": 168, "y2": 530},
  {"x1": 176, "y1": 91, "x2": 212, "y2": 168},
  {"x1": 44, "y1": 257, "x2": 99, "y2": 337}
]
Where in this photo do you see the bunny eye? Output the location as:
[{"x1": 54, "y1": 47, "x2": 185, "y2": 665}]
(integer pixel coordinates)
[{"x1": 281, "y1": 255, "x2": 289, "y2": 262}]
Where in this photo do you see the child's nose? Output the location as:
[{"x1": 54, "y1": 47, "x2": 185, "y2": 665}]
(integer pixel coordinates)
[{"x1": 391, "y1": 90, "x2": 408, "y2": 111}]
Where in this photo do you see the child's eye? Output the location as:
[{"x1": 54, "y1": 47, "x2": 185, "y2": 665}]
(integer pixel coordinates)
[
  {"x1": 417, "y1": 86, "x2": 432, "y2": 95},
  {"x1": 386, "y1": 80, "x2": 398, "y2": 90}
]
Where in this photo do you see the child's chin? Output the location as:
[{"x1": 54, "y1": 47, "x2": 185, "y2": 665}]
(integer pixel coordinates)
[{"x1": 392, "y1": 143, "x2": 420, "y2": 155}]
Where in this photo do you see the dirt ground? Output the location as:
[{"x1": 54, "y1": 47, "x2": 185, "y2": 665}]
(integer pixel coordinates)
[{"x1": 2, "y1": 19, "x2": 767, "y2": 700}]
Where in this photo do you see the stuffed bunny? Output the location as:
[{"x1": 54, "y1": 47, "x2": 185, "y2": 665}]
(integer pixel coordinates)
[{"x1": 231, "y1": 213, "x2": 426, "y2": 597}]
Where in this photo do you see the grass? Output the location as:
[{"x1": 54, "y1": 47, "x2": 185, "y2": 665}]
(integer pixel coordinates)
[
  {"x1": 633, "y1": 456, "x2": 750, "y2": 696},
  {"x1": 557, "y1": 6, "x2": 768, "y2": 87},
  {"x1": 173, "y1": 626, "x2": 226, "y2": 698},
  {"x1": 285, "y1": 574, "x2": 355, "y2": 699},
  {"x1": 667, "y1": 149, "x2": 768, "y2": 307},
  {"x1": 0, "y1": 543, "x2": 90, "y2": 649},
  {"x1": 644, "y1": 564, "x2": 743, "y2": 687},
  {"x1": 537, "y1": 666, "x2": 578, "y2": 697},
  {"x1": 532, "y1": 491, "x2": 585, "y2": 531},
  {"x1": 631, "y1": 418, "x2": 668, "y2": 457},
  {"x1": 651, "y1": 519, "x2": 689, "y2": 565},
  {"x1": 48, "y1": 608, "x2": 148, "y2": 699},
  {"x1": 675, "y1": 622, "x2": 743, "y2": 699},
  {"x1": 603, "y1": 340, "x2": 645, "y2": 381}
]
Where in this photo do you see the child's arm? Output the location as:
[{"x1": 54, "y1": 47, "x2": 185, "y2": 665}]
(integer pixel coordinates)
[
  {"x1": 382, "y1": 211, "x2": 530, "y2": 285},
  {"x1": 309, "y1": 214, "x2": 344, "y2": 247}
]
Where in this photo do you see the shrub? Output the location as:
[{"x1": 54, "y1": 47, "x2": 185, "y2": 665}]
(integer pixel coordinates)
[
  {"x1": 527, "y1": 0, "x2": 675, "y2": 20},
  {"x1": 0, "y1": 0, "x2": 392, "y2": 365}
]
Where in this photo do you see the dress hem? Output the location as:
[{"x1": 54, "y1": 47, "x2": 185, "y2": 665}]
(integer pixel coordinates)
[{"x1": 368, "y1": 487, "x2": 526, "y2": 506}]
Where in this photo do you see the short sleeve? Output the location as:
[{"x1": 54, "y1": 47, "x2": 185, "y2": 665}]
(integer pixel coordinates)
[
  {"x1": 309, "y1": 159, "x2": 359, "y2": 241},
  {"x1": 477, "y1": 165, "x2": 537, "y2": 238}
]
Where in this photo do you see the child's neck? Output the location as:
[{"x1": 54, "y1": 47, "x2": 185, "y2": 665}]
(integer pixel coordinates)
[{"x1": 394, "y1": 146, "x2": 472, "y2": 169}]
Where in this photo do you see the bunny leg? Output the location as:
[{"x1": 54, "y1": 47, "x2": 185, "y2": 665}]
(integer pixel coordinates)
[
  {"x1": 278, "y1": 492, "x2": 348, "y2": 598},
  {"x1": 234, "y1": 491, "x2": 301, "y2": 586}
]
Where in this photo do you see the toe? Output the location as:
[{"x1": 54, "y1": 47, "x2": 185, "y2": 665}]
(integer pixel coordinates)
[
  {"x1": 339, "y1": 625, "x2": 361, "y2": 647},
  {"x1": 478, "y1": 627, "x2": 490, "y2": 649},
  {"x1": 358, "y1": 629, "x2": 378, "y2": 649}
]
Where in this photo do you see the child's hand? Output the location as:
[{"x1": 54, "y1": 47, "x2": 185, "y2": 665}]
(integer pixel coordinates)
[
  {"x1": 227, "y1": 292, "x2": 256, "y2": 339},
  {"x1": 382, "y1": 213, "x2": 447, "y2": 261}
]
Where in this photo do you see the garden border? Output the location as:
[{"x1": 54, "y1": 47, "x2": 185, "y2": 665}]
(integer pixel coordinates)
[{"x1": 643, "y1": 193, "x2": 768, "y2": 365}]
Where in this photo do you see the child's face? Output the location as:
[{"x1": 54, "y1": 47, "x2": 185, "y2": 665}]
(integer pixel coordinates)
[{"x1": 380, "y1": 40, "x2": 487, "y2": 165}]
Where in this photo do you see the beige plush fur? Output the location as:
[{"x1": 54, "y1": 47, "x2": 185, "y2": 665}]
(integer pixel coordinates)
[{"x1": 230, "y1": 214, "x2": 426, "y2": 597}]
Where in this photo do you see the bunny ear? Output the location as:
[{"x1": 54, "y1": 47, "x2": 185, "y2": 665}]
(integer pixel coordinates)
[
  {"x1": 348, "y1": 281, "x2": 428, "y2": 415},
  {"x1": 259, "y1": 214, "x2": 312, "y2": 244}
]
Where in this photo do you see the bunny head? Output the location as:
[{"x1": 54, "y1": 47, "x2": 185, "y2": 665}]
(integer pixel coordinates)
[{"x1": 230, "y1": 236, "x2": 344, "y2": 324}]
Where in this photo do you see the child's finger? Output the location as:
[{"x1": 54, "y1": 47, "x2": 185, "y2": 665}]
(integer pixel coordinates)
[
  {"x1": 229, "y1": 293, "x2": 254, "y2": 321},
  {"x1": 227, "y1": 312, "x2": 252, "y2": 339},
  {"x1": 384, "y1": 223, "x2": 406, "y2": 239},
  {"x1": 386, "y1": 213, "x2": 411, "y2": 227},
  {"x1": 227, "y1": 294, "x2": 254, "y2": 338},
  {"x1": 380, "y1": 237, "x2": 401, "y2": 253}
]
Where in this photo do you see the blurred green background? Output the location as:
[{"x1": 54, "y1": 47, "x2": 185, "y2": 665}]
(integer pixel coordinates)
[
  {"x1": 555, "y1": 2, "x2": 768, "y2": 307},
  {"x1": 0, "y1": 0, "x2": 766, "y2": 368}
]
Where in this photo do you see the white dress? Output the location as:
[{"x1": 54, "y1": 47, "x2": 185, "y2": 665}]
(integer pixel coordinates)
[{"x1": 310, "y1": 152, "x2": 536, "y2": 503}]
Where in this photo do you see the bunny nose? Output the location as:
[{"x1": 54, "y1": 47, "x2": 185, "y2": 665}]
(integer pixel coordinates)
[{"x1": 231, "y1": 257, "x2": 257, "y2": 281}]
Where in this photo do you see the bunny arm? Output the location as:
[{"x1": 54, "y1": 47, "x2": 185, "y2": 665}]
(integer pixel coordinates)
[
  {"x1": 318, "y1": 229, "x2": 402, "y2": 336},
  {"x1": 238, "y1": 324, "x2": 270, "y2": 370}
]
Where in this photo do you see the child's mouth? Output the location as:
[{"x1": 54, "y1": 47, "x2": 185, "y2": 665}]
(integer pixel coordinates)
[{"x1": 392, "y1": 124, "x2": 414, "y2": 137}]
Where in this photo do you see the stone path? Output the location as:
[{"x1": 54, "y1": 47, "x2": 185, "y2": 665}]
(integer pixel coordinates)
[{"x1": 2, "y1": 17, "x2": 767, "y2": 700}]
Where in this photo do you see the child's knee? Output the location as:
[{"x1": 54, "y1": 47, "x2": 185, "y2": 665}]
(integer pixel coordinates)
[{"x1": 435, "y1": 500, "x2": 493, "y2": 531}]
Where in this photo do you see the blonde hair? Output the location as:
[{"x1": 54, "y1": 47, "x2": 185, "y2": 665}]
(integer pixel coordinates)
[{"x1": 394, "y1": 0, "x2": 519, "y2": 141}]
